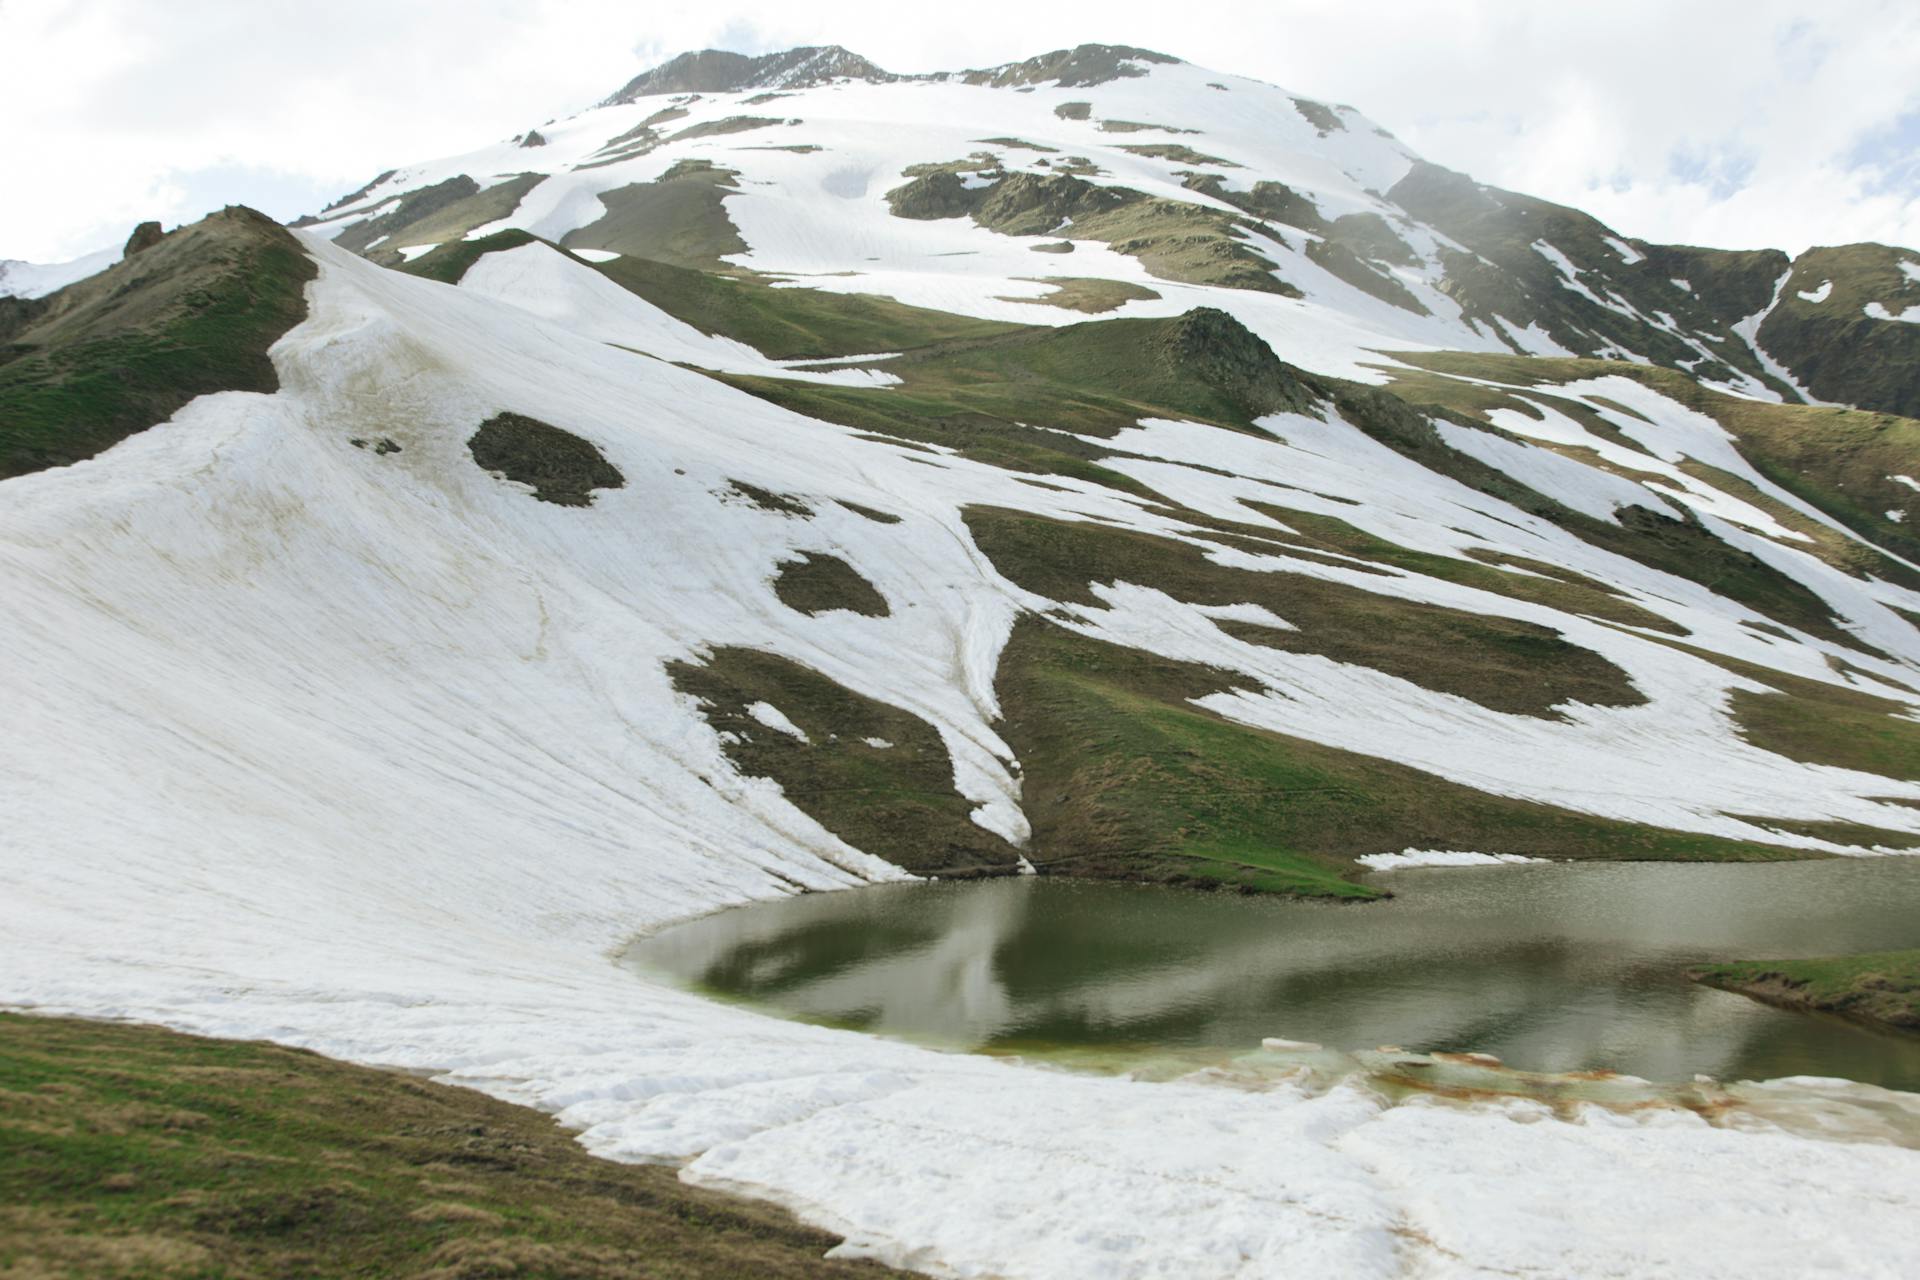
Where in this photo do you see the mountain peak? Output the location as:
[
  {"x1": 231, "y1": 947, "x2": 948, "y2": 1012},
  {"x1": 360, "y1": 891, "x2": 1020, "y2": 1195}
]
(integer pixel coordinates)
[
  {"x1": 959, "y1": 43, "x2": 1183, "y2": 89},
  {"x1": 602, "y1": 45, "x2": 893, "y2": 104}
]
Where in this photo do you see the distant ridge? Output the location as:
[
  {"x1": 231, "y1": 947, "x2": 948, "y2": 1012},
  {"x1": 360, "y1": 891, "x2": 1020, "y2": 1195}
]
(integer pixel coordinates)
[
  {"x1": 601, "y1": 42, "x2": 1187, "y2": 106},
  {"x1": 601, "y1": 46, "x2": 894, "y2": 103}
]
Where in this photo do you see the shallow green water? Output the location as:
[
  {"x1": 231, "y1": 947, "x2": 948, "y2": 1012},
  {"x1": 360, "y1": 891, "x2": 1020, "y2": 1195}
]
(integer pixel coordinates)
[{"x1": 627, "y1": 858, "x2": 1920, "y2": 1090}]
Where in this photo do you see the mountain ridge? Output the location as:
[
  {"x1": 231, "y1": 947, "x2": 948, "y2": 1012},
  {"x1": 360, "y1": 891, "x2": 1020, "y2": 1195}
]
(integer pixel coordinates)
[{"x1": 294, "y1": 41, "x2": 1920, "y2": 419}]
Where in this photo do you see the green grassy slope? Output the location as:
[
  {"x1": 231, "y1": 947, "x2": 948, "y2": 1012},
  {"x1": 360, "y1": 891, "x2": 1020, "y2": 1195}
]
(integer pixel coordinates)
[
  {"x1": 996, "y1": 617, "x2": 1825, "y2": 900},
  {"x1": 0, "y1": 208, "x2": 315, "y2": 480},
  {"x1": 1691, "y1": 951, "x2": 1920, "y2": 1032}
]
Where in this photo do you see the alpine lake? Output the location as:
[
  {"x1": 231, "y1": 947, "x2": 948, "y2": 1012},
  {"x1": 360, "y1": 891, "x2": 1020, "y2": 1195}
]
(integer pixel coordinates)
[{"x1": 625, "y1": 858, "x2": 1920, "y2": 1093}]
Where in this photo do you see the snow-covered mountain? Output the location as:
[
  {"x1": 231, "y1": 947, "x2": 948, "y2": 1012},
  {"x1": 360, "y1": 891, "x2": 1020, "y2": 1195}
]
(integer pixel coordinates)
[
  {"x1": 5, "y1": 42, "x2": 1920, "y2": 1278},
  {"x1": 0, "y1": 244, "x2": 121, "y2": 300},
  {"x1": 298, "y1": 42, "x2": 1920, "y2": 415}
]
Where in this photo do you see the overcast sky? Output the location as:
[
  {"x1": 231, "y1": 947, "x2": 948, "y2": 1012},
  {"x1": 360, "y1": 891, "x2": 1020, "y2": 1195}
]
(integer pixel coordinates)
[{"x1": 4, "y1": 0, "x2": 1917, "y2": 263}]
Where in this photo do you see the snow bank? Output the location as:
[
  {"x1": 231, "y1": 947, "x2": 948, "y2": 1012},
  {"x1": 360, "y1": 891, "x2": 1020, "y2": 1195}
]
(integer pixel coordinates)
[{"x1": 1357, "y1": 850, "x2": 1547, "y2": 870}]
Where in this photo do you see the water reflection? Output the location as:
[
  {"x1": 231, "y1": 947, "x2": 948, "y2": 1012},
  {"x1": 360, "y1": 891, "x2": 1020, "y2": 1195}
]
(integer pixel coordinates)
[{"x1": 627, "y1": 859, "x2": 1920, "y2": 1090}]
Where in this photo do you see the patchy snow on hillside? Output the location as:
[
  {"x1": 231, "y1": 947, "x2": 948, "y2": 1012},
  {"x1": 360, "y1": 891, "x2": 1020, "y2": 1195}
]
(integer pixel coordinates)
[
  {"x1": 1866, "y1": 300, "x2": 1920, "y2": 324},
  {"x1": 5, "y1": 228, "x2": 1920, "y2": 1280}
]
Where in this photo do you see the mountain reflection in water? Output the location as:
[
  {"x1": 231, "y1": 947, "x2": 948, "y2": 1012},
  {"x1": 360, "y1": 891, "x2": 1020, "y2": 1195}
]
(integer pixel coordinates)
[{"x1": 626, "y1": 859, "x2": 1920, "y2": 1090}]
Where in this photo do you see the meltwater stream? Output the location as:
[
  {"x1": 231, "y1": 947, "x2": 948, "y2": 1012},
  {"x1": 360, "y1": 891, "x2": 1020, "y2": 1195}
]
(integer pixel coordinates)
[{"x1": 627, "y1": 859, "x2": 1920, "y2": 1091}]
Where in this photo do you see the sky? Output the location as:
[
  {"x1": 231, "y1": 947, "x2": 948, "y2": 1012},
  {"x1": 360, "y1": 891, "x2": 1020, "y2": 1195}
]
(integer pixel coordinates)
[{"x1": 3, "y1": 0, "x2": 1918, "y2": 264}]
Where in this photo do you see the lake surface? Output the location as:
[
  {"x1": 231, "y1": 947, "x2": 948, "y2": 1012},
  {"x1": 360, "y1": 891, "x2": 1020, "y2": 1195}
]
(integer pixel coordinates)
[{"x1": 626, "y1": 858, "x2": 1920, "y2": 1091}]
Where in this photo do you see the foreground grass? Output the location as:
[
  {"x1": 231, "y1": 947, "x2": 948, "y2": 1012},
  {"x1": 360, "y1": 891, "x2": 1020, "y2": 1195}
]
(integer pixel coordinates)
[
  {"x1": 1691, "y1": 951, "x2": 1920, "y2": 1033},
  {"x1": 0, "y1": 1014, "x2": 897, "y2": 1279}
]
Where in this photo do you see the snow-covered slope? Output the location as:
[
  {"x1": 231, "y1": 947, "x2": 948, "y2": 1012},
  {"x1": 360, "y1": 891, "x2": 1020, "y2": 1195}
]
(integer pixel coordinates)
[
  {"x1": 9, "y1": 41, "x2": 1920, "y2": 1280},
  {"x1": 0, "y1": 245, "x2": 120, "y2": 299},
  {"x1": 299, "y1": 43, "x2": 1919, "y2": 414},
  {"x1": 7, "y1": 229, "x2": 1920, "y2": 1279}
]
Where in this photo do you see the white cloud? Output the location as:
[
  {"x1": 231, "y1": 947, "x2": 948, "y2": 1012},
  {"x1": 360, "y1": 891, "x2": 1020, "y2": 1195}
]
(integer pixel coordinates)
[{"x1": 2, "y1": 0, "x2": 1916, "y2": 261}]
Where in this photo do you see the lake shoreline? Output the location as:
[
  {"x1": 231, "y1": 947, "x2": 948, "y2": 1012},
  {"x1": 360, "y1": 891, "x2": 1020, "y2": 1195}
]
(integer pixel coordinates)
[{"x1": 1691, "y1": 952, "x2": 1920, "y2": 1037}]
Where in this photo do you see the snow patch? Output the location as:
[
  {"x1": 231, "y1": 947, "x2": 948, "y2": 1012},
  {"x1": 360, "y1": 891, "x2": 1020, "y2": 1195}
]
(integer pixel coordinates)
[
  {"x1": 1358, "y1": 850, "x2": 1547, "y2": 870},
  {"x1": 1796, "y1": 280, "x2": 1833, "y2": 304},
  {"x1": 1866, "y1": 300, "x2": 1920, "y2": 324},
  {"x1": 1602, "y1": 235, "x2": 1644, "y2": 266},
  {"x1": 747, "y1": 701, "x2": 809, "y2": 742}
]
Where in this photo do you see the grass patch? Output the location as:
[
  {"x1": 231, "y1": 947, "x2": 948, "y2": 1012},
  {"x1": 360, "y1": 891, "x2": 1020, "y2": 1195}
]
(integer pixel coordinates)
[
  {"x1": 395, "y1": 228, "x2": 539, "y2": 285},
  {"x1": 0, "y1": 1013, "x2": 900, "y2": 1279},
  {"x1": 1691, "y1": 951, "x2": 1920, "y2": 1032},
  {"x1": 560, "y1": 161, "x2": 747, "y2": 273},
  {"x1": 588, "y1": 254, "x2": 1019, "y2": 360},
  {"x1": 712, "y1": 308, "x2": 1317, "y2": 498},
  {"x1": 772, "y1": 552, "x2": 889, "y2": 616},
  {"x1": 725, "y1": 480, "x2": 812, "y2": 516},
  {"x1": 337, "y1": 174, "x2": 546, "y2": 267},
  {"x1": 1360, "y1": 353, "x2": 1886, "y2": 647},
  {"x1": 468, "y1": 412, "x2": 624, "y2": 507},
  {"x1": 1730, "y1": 676, "x2": 1920, "y2": 781},
  {"x1": 669, "y1": 647, "x2": 1020, "y2": 876},
  {"x1": 1241, "y1": 503, "x2": 1685, "y2": 633},
  {"x1": 887, "y1": 170, "x2": 1297, "y2": 295},
  {"x1": 0, "y1": 208, "x2": 315, "y2": 480},
  {"x1": 1116, "y1": 143, "x2": 1239, "y2": 167},
  {"x1": 994, "y1": 617, "x2": 1824, "y2": 899},
  {"x1": 1757, "y1": 243, "x2": 1920, "y2": 418},
  {"x1": 1384, "y1": 349, "x2": 1920, "y2": 586},
  {"x1": 995, "y1": 276, "x2": 1161, "y2": 313},
  {"x1": 974, "y1": 136, "x2": 1058, "y2": 152},
  {"x1": 967, "y1": 506, "x2": 1645, "y2": 719},
  {"x1": 836, "y1": 500, "x2": 901, "y2": 524}
]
